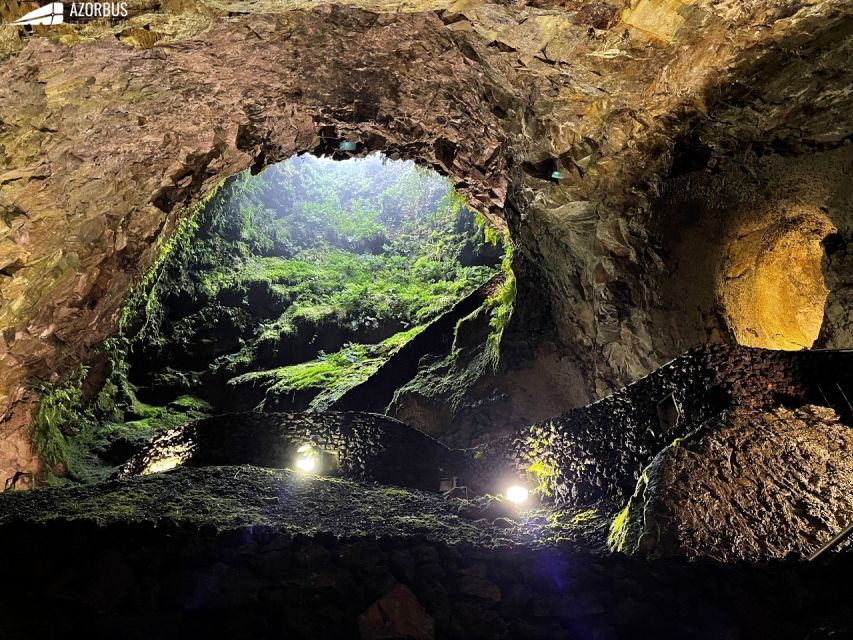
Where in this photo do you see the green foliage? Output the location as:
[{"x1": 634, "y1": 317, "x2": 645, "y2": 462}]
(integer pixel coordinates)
[
  {"x1": 46, "y1": 154, "x2": 503, "y2": 478},
  {"x1": 118, "y1": 181, "x2": 223, "y2": 343},
  {"x1": 231, "y1": 326, "x2": 424, "y2": 410},
  {"x1": 131, "y1": 154, "x2": 501, "y2": 404},
  {"x1": 234, "y1": 249, "x2": 485, "y2": 329},
  {"x1": 484, "y1": 237, "x2": 516, "y2": 371},
  {"x1": 24, "y1": 182, "x2": 232, "y2": 484},
  {"x1": 474, "y1": 211, "x2": 503, "y2": 247},
  {"x1": 607, "y1": 504, "x2": 632, "y2": 551},
  {"x1": 30, "y1": 367, "x2": 89, "y2": 466}
]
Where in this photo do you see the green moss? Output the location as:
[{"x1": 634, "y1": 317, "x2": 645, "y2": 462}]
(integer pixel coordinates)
[
  {"x1": 528, "y1": 459, "x2": 558, "y2": 497},
  {"x1": 22, "y1": 180, "x2": 232, "y2": 485},
  {"x1": 607, "y1": 504, "x2": 631, "y2": 550},
  {"x1": 390, "y1": 343, "x2": 493, "y2": 418},
  {"x1": 41, "y1": 466, "x2": 68, "y2": 488},
  {"x1": 260, "y1": 351, "x2": 372, "y2": 392},
  {"x1": 168, "y1": 395, "x2": 213, "y2": 412},
  {"x1": 118, "y1": 180, "x2": 224, "y2": 340},
  {"x1": 473, "y1": 211, "x2": 502, "y2": 247},
  {"x1": 570, "y1": 508, "x2": 599, "y2": 525},
  {"x1": 30, "y1": 367, "x2": 89, "y2": 467},
  {"x1": 483, "y1": 234, "x2": 516, "y2": 371},
  {"x1": 46, "y1": 156, "x2": 505, "y2": 480},
  {"x1": 233, "y1": 248, "x2": 490, "y2": 330},
  {"x1": 28, "y1": 484, "x2": 159, "y2": 524},
  {"x1": 231, "y1": 326, "x2": 425, "y2": 410},
  {"x1": 377, "y1": 487, "x2": 413, "y2": 499},
  {"x1": 607, "y1": 471, "x2": 648, "y2": 552}
]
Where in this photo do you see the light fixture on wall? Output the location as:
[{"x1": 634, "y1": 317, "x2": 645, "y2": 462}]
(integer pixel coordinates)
[
  {"x1": 293, "y1": 443, "x2": 340, "y2": 475},
  {"x1": 505, "y1": 484, "x2": 529, "y2": 505},
  {"x1": 295, "y1": 443, "x2": 319, "y2": 473}
]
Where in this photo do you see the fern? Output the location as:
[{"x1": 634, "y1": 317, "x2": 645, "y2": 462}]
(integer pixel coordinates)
[{"x1": 30, "y1": 366, "x2": 89, "y2": 466}]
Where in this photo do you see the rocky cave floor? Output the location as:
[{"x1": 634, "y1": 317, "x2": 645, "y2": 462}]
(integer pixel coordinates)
[
  {"x1": 0, "y1": 465, "x2": 610, "y2": 549},
  {"x1": 0, "y1": 464, "x2": 851, "y2": 639}
]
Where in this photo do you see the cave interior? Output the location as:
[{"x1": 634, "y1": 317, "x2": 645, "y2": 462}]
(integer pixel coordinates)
[{"x1": 0, "y1": 0, "x2": 852, "y2": 637}]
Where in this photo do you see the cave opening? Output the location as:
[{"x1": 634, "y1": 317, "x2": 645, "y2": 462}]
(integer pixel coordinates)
[{"x1": 71, "y1": 152, "x2": 512, "y2": 482}]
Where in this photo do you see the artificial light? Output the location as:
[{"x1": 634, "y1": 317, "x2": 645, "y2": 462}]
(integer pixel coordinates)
[{"x1": 506, "y1": 484, "x2": 529, "y2": 505}]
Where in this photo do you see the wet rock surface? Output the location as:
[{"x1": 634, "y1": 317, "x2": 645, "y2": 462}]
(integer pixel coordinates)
[
  {"x1": 614, "y1": 405, "x2": 853, "y2": 562},
  {"x1": 120, "y1": 345, "x2": 853, "y2": 551},
  {"x1": 472, "y1": 345, "x2": 853, "y2": 505}
]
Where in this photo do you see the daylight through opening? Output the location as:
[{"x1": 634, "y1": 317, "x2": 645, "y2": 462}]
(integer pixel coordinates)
[{"x1": 85, "y1": 153, "x2": 514, "y2": 480}]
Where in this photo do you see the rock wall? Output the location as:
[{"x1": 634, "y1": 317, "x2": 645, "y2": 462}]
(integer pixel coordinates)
[
  {"x1": 120, "y1": 347, "x2": 853, "y2": 514},
  {"x1": 1, "y1": 0, "x2": 851, "y2": 481},
  {"x1": 652, "y1": 146, "x2": 852, "y2": 352},
  {"x1": 122, "y1": 411, "x2": 467, "y2": 492},
  {"x1": 472, "y1": 346, "x2": 853, "y2": 505},
  {"x1": 612, "y1": 405, "x2": 853, "y2": 561},
  {"x1": 0, "y1": 5, "x2": 508, "y2": 481}
]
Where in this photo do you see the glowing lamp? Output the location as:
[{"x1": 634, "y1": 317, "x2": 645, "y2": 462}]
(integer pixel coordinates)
[
  {"x1": 506, "y1": 484, "x2": 529, "y2": 505},
  {"x1": 295, "y1": 443, "x2": 318, "y2": 473},
  {"x1": 295, "y1": 455, "x2": 316, "y2": 472}
]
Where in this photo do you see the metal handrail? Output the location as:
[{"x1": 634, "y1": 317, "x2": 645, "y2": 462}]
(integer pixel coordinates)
[{"x1": 809, "y1": 521, "x2": 853, "y2": 561}]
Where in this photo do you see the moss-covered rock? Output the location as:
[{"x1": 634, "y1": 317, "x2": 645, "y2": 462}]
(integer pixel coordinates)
[{"x1": 0, "y1": 464, "x2": 609, "y2": 549}]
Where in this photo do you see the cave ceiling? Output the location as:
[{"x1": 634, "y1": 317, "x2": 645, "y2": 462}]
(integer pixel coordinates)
[{"x1": 0, "y1": 0, "x2": 851, "y2": 480}]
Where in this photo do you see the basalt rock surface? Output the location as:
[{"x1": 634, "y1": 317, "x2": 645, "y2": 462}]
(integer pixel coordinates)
[
  {"x1": 121, "y1": 346, "x2": 853, "y2": 549},
  {"x1": 1, "y1": 0, "x2": 852, "y2": 482},
  {"x1": 612, "y1": 405, "x2": 853, "y2": 562},
  {"x1": 472, "y1": 345, "x2": 853, "y2": 506},
  {"x1": 121, "y1": 411, "x2": 468, "y2": 492}
]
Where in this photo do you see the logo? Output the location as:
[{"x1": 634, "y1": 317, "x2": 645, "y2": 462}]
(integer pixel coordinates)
[
  {"x1": 10, "y1": 2, "x2": 64, "y2": 26},
  {"x1": 6, "y1": 2, "x2": 129, "y2": 26}
]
